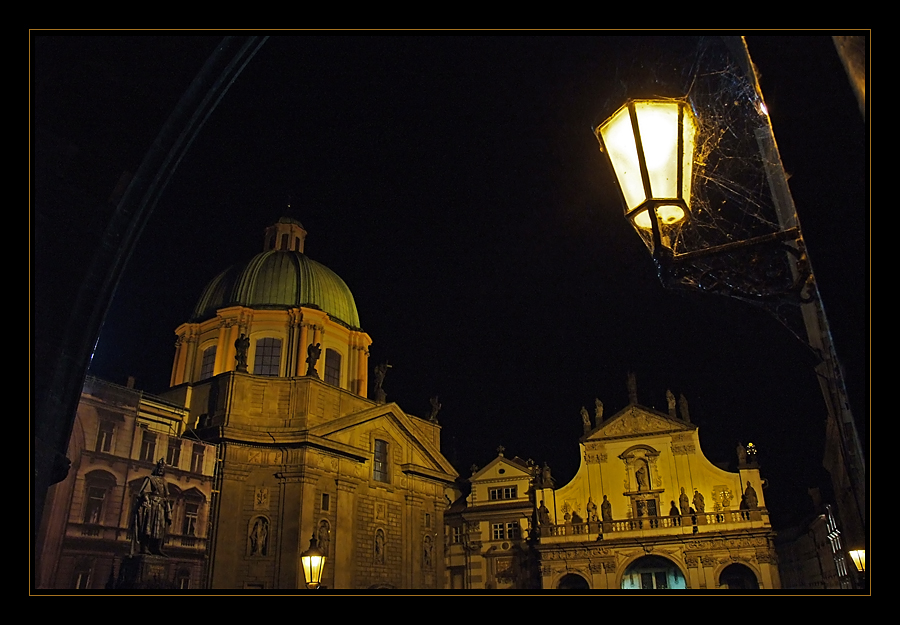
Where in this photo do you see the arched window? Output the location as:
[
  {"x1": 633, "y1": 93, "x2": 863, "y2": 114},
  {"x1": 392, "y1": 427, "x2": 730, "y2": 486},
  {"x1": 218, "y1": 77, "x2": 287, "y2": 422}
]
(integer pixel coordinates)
[
  {"x1": 324, "y1": 349, "x2": 341, "y2": 386},
  {"x1": 254, "y1": 338, "x2": 282, "y2": 376},
  {"x1": 199, "y1": 345, "x2": 216, "y2": 380}
]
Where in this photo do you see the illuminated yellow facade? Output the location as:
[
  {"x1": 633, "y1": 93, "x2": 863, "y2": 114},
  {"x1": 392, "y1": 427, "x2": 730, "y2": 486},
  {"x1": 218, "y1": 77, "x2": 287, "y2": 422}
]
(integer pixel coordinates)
[
  {"x1": 534, "y1": 399, "x2": 780, "y2": 590},
  {"x1": 160, "y1": 218, "x2": 458, "y2": 589},
  {"x1": 444, "y1": 453, "x2": 539, "y2": 589}
]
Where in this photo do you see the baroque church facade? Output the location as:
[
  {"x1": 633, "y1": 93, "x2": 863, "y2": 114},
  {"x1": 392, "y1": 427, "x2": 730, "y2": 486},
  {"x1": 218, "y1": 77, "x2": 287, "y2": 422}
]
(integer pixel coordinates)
[{"x1": 157, "y1": 217, "x2": 458, "y2": 590}]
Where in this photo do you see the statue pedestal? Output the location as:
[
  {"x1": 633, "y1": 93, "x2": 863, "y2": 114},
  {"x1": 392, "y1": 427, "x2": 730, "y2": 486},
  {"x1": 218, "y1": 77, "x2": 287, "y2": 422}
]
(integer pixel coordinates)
[{"x1": 117, "y1": 554, "x2": 176, "y2": 590}]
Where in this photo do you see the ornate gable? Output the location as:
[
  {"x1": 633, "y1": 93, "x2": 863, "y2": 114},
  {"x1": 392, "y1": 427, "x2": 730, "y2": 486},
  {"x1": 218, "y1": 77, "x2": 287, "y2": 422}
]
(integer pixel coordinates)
[{"x1": 586, "y1": 405, "x2": 695, "y2": 440}]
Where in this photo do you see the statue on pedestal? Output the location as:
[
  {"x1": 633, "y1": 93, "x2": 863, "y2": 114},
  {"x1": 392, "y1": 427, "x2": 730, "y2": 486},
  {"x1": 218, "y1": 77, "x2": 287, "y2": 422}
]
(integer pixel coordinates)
[
  {"x1": 234, "y1": 334, "x2": 250, "y2": 372},
  {"x1": 305, "y1": 342, "x2": 322, "y2": 377},
  {"x1": 132, "y1": 459, "x2": 173, "y2": 556}
]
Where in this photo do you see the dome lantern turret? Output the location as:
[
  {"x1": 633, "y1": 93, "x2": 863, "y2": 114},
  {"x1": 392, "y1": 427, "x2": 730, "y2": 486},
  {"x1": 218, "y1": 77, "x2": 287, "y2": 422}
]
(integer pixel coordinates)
[{"x1": 264, "y1": 216, "x2": 308, "y2": 253}]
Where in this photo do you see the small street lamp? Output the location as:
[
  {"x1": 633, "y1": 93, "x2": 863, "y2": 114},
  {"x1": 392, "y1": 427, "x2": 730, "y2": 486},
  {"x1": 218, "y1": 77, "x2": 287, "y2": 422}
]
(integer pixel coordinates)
[
  {"x1": 592, "y1": 38, "x2": 866, "y2": 564},
  {"x1": 300, "y1": 533, "x2": 326, "y2": 590},
  {"x1": 848, "y1": 548, "x2": 866, "y2": 589}
]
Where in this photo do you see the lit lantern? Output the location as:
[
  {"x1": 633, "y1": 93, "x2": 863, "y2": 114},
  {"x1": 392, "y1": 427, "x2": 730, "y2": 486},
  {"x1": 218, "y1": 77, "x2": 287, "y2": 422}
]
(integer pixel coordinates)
[
  {"x1": 848, "y1": 549, "x2": 866, "y2": 573},
  {"x1": 301, "y1": 533, "x2": 326, "y2": 589},
  {"x1": 594, "y1": 99, "x2": 697, "y2": 248}
]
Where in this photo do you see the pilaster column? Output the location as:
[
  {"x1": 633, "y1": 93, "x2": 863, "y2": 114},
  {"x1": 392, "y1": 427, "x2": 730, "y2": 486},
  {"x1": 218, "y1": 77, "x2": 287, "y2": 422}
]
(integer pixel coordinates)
[{"x1": 333, "y1": 478, "x2": 358, "y2": 589}]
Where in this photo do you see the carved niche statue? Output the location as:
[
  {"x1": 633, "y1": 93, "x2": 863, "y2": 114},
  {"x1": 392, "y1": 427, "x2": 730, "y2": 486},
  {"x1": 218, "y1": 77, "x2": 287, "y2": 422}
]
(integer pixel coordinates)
[
  {"x1": 132, "y1": 459, "x2": 173, "y2": 556},
  {"x1": 305, "y1": 342, "x2": 322, "y2": 377},
  {"x1": 234, "y1": 333, "x2": 250, "y2": 372}
]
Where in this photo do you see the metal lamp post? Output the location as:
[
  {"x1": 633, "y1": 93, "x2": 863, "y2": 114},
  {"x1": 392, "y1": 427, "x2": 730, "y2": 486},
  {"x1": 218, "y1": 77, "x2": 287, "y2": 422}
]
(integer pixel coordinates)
[
  {"x1": 300, "y1": 533, "x2": 326, "y2": 590},
  {"x1": 592, "y1": 40, "x2": 866, "y2": 570}
]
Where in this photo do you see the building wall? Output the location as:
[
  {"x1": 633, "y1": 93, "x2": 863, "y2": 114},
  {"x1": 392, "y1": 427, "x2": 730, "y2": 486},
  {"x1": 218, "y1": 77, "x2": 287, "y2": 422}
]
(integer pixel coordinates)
[{"x1": 35, "y1": 377, "x2": 217, "y2": 590}]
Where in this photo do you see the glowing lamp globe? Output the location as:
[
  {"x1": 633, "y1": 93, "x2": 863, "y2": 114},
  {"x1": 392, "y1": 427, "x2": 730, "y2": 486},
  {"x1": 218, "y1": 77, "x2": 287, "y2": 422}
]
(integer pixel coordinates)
[
  {"x1": 301, "y1": 533, "x2": 326, "y2": 589},
  {"x1": 595, "y1": 99, "x2": 697, "y2": 243}
]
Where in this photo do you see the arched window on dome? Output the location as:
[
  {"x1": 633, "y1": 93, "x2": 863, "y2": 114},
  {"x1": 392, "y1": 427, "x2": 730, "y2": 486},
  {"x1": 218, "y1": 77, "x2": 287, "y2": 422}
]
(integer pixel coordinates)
[
  {"x1": 254, "y1": 338, "x2": 282, "y2": 377},
  {"x1": 324, "y1": 349, "x2": 341, "y2": 387}
]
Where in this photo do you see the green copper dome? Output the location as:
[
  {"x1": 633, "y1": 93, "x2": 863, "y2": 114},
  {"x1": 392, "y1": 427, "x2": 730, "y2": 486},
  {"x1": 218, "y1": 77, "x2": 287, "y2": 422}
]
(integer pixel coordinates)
[{"x1": 192, "y1": 221, "x2": 362, "y2": 329}]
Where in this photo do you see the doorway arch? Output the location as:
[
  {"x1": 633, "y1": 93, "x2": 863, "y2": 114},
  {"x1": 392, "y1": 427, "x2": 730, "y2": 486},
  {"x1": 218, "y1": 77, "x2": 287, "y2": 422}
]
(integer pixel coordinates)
[{"x1": 620, "y1": 555, "x2": 687, "y2": 589}]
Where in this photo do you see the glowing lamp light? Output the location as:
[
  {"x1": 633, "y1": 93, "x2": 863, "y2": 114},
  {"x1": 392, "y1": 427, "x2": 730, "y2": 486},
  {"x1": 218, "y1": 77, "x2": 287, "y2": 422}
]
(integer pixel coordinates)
[
  {"x1": 595, "y1": 99, "x2": 697, "y2": 241},
  {"x1": 301, "y1": 533, "x2": 326, "y2": 589},
  {"x1": 848, "y1": 549, "x2": 866, "y2": 573}
]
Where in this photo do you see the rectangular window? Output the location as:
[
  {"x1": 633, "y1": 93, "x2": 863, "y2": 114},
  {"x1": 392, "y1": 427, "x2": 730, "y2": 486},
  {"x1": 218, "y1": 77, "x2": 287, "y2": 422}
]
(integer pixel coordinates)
[
  {"x1": 452, "y1": 526, "x2": 463, "y2": 544},
  {"x1": 140, "y1": 430, "x2": 157, "y2": 462},
  {"x1": 492, "y1": 523, "x2": 505, "y2": 540},
  {"x1": 373, "y1": 439, "x2": 389, "y2": 483},
  {"x1": 321, "y1": 493, "x2": 330, "y2": 511},
  {"x1": 489, "y1": 486, "x2": 517, "y2": 500},
  {"x1": 84, "y1": 486, "x2": 106, "y2": 524},
  {"x1": 166, "y1": 438, "x2": 181, "y2": 467},
  {"x1": 506, "y1": 522, "x2": 521, "y2": 540},
  {"x1": 199, "y1": 346, "x2": 217, "y2": 380},
  {"x1": 253, "y1": 338, "x2": 282, "y2": 377},
  {"x1": 324, "y1": 349, "x2": 341, "y2": 386},
  {"x1": 182, "y1": 502, "x2": 199, "y2": 536},
  {"x1": 95, "y1": 421, "x2": 114, "y2": 453},
  {"x1": 191, "y1": 444, "x2": 205, "y2": 473}
]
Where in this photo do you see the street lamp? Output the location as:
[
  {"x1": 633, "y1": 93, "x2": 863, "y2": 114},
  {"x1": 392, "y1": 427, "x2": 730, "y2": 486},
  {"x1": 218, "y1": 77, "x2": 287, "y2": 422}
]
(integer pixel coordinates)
[
  {"x1": 592, "y1": 39, "x2": 865, "y2": 562},
  {"x1": 595, "y1": 98, "x2": 696, "y2": 255},
  {"x1": 300, "y1": 533, "x2": 326, "y2": 590}
]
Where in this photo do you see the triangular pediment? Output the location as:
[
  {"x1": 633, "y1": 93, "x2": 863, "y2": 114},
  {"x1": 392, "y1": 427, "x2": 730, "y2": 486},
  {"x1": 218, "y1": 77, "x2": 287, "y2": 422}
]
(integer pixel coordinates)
[
  {"x1": 309, "y1": 402, "x2": 458, "y2": 480},
  {"x1": 585, "y1": 404, "x2": 695, "y2": 440},
  {"x1": 470, "y1": 455, "x2": 533, "y2": 483}
]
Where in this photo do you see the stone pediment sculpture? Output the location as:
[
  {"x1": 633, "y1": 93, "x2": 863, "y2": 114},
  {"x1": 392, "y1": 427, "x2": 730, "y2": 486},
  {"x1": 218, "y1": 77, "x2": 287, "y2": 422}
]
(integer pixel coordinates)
[{"x1": 586, "y1": 405, "x2": 695, "y2": 440}]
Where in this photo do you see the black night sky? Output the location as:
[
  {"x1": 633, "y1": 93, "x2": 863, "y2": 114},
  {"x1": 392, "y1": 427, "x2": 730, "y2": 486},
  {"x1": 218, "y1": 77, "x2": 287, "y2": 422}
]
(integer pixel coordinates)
[{"x1": 33, "y1": 34, "x2": 868, "y2": 531}]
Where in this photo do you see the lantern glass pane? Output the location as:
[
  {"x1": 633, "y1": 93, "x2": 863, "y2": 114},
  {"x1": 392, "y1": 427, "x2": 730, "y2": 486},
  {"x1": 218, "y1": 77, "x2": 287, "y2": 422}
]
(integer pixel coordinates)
[
  {"x1": 600, "y1": 105, "x2": 645, "y2": 212},
  {"x1": 681, "y1": 105, "x2": 697, "y2": 208},
  {"x1": 634, "y1": 101, "x2": 679, "y2": 201},
  {"x1": 302, "y1": 554, "x2": 324, "y2": 585}
]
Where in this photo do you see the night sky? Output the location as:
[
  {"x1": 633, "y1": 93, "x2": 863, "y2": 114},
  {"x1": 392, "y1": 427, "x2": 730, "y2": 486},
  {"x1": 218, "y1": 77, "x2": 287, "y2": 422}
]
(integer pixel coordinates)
[{"x1": 35, "y1": 34, "x2": 867, "y2": 531}]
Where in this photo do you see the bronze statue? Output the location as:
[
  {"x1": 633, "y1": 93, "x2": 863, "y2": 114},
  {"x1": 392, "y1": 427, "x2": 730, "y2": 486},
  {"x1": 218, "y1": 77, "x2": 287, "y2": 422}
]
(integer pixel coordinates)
[
  {"x1": 601, "y1": 495, "x2": 613, "y2": 522},
  {"x1": 305, "y1": 342, "x2": 322, "y2": 377},
  {"x1": 132, "y1": 459, "x2": 173, "y2": 556},
  {"x1": 234, "y1": 333, "x2": 250, "y2": 372}
]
